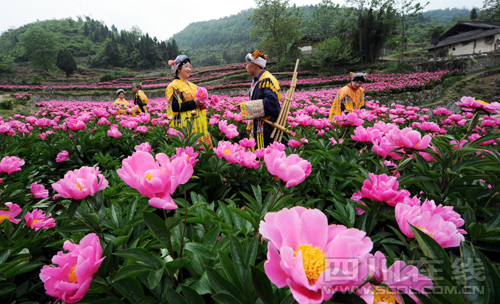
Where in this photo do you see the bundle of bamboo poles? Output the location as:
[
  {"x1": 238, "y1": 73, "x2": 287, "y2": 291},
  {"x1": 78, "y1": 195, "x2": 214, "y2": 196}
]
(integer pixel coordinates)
[{"x1": 268, "y1": 59, "x2": 300, "y2": 142}]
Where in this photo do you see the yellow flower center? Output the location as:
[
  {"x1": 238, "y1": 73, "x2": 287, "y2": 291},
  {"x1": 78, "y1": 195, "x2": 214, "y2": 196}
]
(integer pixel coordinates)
[
  {"x1": 32, "y1": 220, "x2": 40, "y2": 225},
  {"x1": 0, "y1": 215, "x2": 9, "y2": 224},
  {"x1": 146, "y1": 173, "x2": 152, "y2": 181},
  {"x1": 373, "y1": 286, "x2": 398, "y2": 304},
  {"x1": 415, "y1": 226, "x2": 434, "y2": 238},
  {"x1": 186, "y1": 155, "x2": 190, "y2": 161},
  {"x1": 76, "y1": 183, "x2": 82, "y2": 192},
  {"x1": 68, "y1": 265, "x2": 77, "y2": 283},
  {"x1": 293, "y1": 244, "x2": 326, "y2": 285},
  {"x1": 223, "y1": 150, "x2": 231, "y2": 155},
  {"x1": 476, "y1": 99, "x2": 489, "y2": 106}
]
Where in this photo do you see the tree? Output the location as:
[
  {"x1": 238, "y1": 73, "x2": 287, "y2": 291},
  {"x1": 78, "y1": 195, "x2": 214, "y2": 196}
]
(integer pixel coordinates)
[
  {"x1": 0, "y1": 55, "x2": 15, "y2": 75},
  {"x1": 104, "y1": 37, "x2": 121, "y2": 67},
  {"x1": 349, "y1": 0, "x2": 397, "y2": 63},
  {"x1": 249, "y1": 0, "x2": 303, "y2": 61},
  {"x1": 56, "y1": 49, "x2": 77, "y2": 77},
  {"x1": 394, "y1": 0, "x2": 428, "y2": 61},
  {"x1": 469, "y1": 8, "x2": 478, "y2": 21},
  {"x1": 309, "y1": 0, "x2": 340, "y2": 40},
  {"x1": 429, "y1": 25, "x2": 444, "y2": 46},
  {"x1": 311, "y1": 37, "x2": 360, "y2": 70},
  {"x1": 171, "y1": 39, "x2": 180, "y2": 57},
  {"x1": 480, "y1": 0, "x2": 500, "y2": 20},
  {"x1": 19, "y1": 27, "x2": 58, "y2": 72}
]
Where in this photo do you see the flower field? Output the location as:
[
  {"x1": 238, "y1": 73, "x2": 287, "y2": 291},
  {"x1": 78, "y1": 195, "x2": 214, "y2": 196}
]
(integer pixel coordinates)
[
  {"x1": 0, "y1": 70, "x2": 463, "y2": 97},
  {"x1": 0, "y1": 86, "x2": 499, "y2": 304}
]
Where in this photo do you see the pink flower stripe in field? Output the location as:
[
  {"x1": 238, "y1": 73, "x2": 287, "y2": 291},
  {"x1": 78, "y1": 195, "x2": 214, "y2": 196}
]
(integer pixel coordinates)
[{"x1": 1, "y1": 70, "x2": 454, "y2": 92}]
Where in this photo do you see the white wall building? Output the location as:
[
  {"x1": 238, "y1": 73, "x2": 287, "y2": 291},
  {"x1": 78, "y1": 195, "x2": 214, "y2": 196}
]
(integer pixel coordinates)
[{"x1": 425, "y1": 22, "x2": 500, "y2": 56}]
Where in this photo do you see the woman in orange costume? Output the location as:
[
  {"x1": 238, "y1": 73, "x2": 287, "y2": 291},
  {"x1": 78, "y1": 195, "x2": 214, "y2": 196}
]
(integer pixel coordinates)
[
  {"x1": 165, "y1": 55, "x2": 211, "y2": 146},
  {"x1": 329, "y1": 72, "x2": 367, "y2": 120}
]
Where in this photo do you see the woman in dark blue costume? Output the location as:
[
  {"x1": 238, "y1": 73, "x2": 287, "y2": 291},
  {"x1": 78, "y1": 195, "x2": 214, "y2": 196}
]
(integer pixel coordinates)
[{"x1": 241, "y1": 49, "x2": 286, "y2": 148}]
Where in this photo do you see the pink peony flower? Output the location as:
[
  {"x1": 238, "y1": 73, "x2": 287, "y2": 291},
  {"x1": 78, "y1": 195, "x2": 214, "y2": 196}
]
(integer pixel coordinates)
[
  {"x1": 0, "y1": 156, "x2": 25, "y2": 175},
  {"x1": 456, "y1": 96, "x2": 500, "y2": 112},
  {"x1": 259, "y1": 206, "x2": 373, "y2": 304},
  {"x1": 126, "y1": 121, "x2": 138, "y2": 130},
  {"x1": 0, "y1": 202, "x2": 22, "y2": 224},
  {"x1": 171, "y1": 146, "x2": 199, "y2": 167},
  {"x1": 255, "y1": 148, "x2": 269, "y2": 159},
  {"x1": 117, "y1": 151, "x2": 193, "y2": 209},
  {"x1": 107, "y1": 126, "x2": 122, "y2": 138},
  {"x1": 167, "y1": 128, "x2": 185, "y2": 139},
  {"x1": 39, "y1": 233, "x2": 104, "y2": 303},
  {"x1": 52, "y1": 166, "x2": 109, "y2": 200},
  {"x1": 67, "y1": 119, "x2": 86, "y2": 131},
  {"x1": 214, "y1": 141, "x2": 240, "y2": 164},
  {"x1": 218, "y1": 120, "x2": 239, "y2": 139},
  {"x1": 295, "y1": 114, "x2": 313, "y2": 126},
  {"x1": 239, "y1": 138, "x2": 256, "y2": 149},
  {"x1": 351, "y1": 191, "x2": 367, "y2": 215},
  {"x1": 395, "y1": 203, "x2": 466, "y2": 248},
  {"x1": 25, "y1": 209, "x2": 55, "y2": 231},
  {"x1": 31, "y1": 182, "x2": 49, "y2": 199},
  {"x1": 356, "y1": 251, "x2": 432, "y2": 304},
  {"x1": 372, "y1": 138, "x2": 403, "y2": 160},
  {"x1": 268, "y1": 142, "x2": 286, "y2": 151},
  {"x1": 92, "y1": 109, "x2": 110, "y2": 117},
  {"x1": 97, "y1": 118, "x2": 110, "y2": 126},
  {"x1": 351, "y1": 126, "x2": 383, "y2": 143},
  {"x1": 264, "y1": 149, "x2": 312, "y2": 188},
  {"x1": 417, "y1": 121, "x2": 441, "y2": 132},
  {"x1": 386, "y1": 127, "x2": 432, "y2": 151},
  {"x1": 333, "y1": 112, "x2": 363, "y2": 127},
  {"x1": 56, "y1": 150, "x2": 69, "y2": 163},
  {"x1": 237, "y1": 150, "x2": 260, "y2": 169},
  {"x1": 410, "y1": 198, "x2": 466, "y2": 234},
  {"x1": 361, "y1": 173, "x2": 410, "y2": 207},
  {"x1": 432, "y1": 107, "x2": 451, "y2": 116},
  {"x1": 134, "y1": 142, "x2": 152, "y2": 152},
  {"x1": 136, "y1": 126, "x2": 148, "y2": 133},
  {"x1": 288, "y1": 139, "x2": 303, "y2": 148},
  {"x1": 195, "y1": 86, "x2": 209, "y2": 103}
]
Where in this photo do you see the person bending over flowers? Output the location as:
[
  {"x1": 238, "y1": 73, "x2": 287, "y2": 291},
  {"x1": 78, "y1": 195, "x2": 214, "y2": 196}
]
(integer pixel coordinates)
[
  {"x1": 329, "y1": 72, "x2": 367, "y2": 120},
  {"x1": 165, "y1": 55, "x2": 212, "y2": 146},
  {"x1": 132, "y1": 83, "x2": 148, "y2": 116}
]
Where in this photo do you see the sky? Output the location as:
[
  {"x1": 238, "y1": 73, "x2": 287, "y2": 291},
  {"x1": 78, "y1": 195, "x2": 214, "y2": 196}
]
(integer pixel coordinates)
[{"x1": 1, "y1": 0, "x2": 477, "y2": 41}]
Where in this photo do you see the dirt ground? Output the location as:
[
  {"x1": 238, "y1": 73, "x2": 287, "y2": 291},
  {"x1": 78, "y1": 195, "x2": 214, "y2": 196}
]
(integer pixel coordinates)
[{"x1": 459, "y1": 73, "x2": 500, "y2": 102}]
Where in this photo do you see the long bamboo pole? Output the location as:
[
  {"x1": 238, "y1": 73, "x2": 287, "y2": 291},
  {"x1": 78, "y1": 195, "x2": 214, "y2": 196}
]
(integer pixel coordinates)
[
  {"x1": 271, "y1": 59, "x2": 299, "y2": 138},
  {"x1": 273, "y1": 59, "x2": 299, "y2": 142}
]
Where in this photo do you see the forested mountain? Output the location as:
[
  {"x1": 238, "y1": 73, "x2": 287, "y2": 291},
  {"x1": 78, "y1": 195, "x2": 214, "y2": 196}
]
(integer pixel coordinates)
[
  {"x1": 171, "y1": 9, "x2": 254, "y2": 66},
  {"x1": 172, "y1": 6, "x2": 477, "y2": 66},
  {"x1": 0, "y1": 5, "x2": 480, "y2": 74},
  {"x1": 421, "y1": 7, "x2": 475, "y2": 22},
  {"x1": 0, "y1": 17, "x2": 180, "y2": 72}
]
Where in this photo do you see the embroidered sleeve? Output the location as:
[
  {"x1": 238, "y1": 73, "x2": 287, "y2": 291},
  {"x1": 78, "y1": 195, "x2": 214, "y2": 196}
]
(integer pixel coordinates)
[{"x1": 260, "y1": 79, "x2": 281, "y2": 117}]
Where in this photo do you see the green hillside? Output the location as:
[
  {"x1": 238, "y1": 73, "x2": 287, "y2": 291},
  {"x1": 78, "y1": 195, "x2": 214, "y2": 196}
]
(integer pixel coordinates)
[
  {"x1": 172, "y1": 6, "x2": 477, "y2": 66},
  {"x1": 0, "y1": 17, "x2": 179, "y2": 73},
  {"x1": 0, "y1": 5, "x2": 480, "y2": 77}
]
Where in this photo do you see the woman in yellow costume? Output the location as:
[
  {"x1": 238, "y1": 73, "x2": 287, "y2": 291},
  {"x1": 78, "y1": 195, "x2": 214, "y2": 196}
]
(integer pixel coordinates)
[
  {"x1": 329, "y1": 72, "x2": 367, "y2": 120},
  {"x1": 113, "y1": 89, "x2": 129, "y2": 115},
  {"x1": 165, "y1": 55, "x2": 211, "y2": 146}
]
